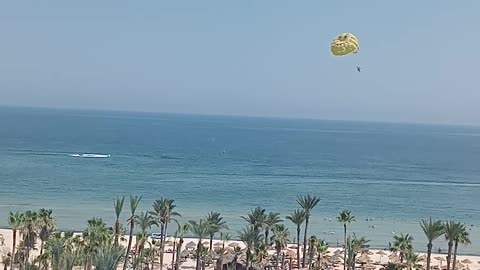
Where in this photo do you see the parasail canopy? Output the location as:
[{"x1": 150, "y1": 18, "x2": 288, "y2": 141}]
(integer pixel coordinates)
[{"x1": 331, "y1": 33, "x2": 359, "y2": 56}]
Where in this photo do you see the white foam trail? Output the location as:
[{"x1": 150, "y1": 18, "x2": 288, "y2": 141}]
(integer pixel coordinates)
[{"x1": 69, "y1": 153, "x2": 111, "y2": 158}]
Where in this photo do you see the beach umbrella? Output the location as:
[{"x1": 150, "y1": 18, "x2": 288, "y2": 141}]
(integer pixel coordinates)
[
  {"x1": 366, "y1": 251, "x2": 374, "y2": 255},
  {"x1": 214, "y1": 242, "x2": 223, "y2": 247},
  {"x1": 462, "y1": 259, "x2": 473, "y2": 264},
  {"x1": 330, "y1": 255, "x2": 343, "y2": 263},
  {"x1": 186, "y1": 241, "x2": 196, "y2": 248},
  {"x1": 357, "y1": 254, "x2": 370, "y2": 263},
  {"x1": 434, "y1": 257, "x2": 446, "y2": 267},
  {"x1": 334, "y1": 249, "x2": 343, "y2": 255},
  {"x1": 180, "y1": 249, "x2": 190, "y2": 258},
  {"x1": 389, "y1": 254, "x2": 400, "y2": 263},
  {"x1": 286, "y1": 250, "x2": 296, "y2": 259},
  {"x1": 376, "y1": 250, "x2": 387, "y2": 263},
  {"x1": 202, "y1": 241, "x2": 209, "y2": 246},
  {"x1": 288, "y1": 244, "x2": 298, "y2": 249},
  {"x1": 228, "y1": 242, "x2": 239, "y2": 248}
]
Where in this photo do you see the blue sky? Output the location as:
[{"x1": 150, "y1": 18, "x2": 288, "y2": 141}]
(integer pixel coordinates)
[{"x1": 0, "y1": 1, "x2": 478, "y2": 125}]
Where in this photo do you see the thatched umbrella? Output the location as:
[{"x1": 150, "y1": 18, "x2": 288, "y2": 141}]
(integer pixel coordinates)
[
  {"x1": 228, "y1": 242, "x2": 239, "y2": 248},
  {"x1": 462, "y1": 259, "x2": 473, "y2": 264},
  {"x1": 357, "y1": 254, "x2": 370, "y2": 264},
  {"x1": 434, "y1": 256, "x2": 446, "y2": 268},
  {"x1": 366, "y1": 251, "x2": 374, "y2": 256},
  {"x1": 376, "y1": 250, "x2": 387, "y2": 263},
  {"x1": 330, "y1": 255, "x2": 343, "y2": 264},
  {"x1": 286, "y1": 250, "x2": 296, "y2": 259},
  {"x1": 202, "y1": 241, "x2": 209, "y2": 247},
  {"x1": 186, "y1": 241, "x2": 196, "y2": 249},
  {"x1": 180, "y1": 249, "x2": 191, "y2": 258}
]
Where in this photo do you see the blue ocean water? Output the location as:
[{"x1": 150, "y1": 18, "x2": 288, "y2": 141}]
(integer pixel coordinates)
[{"x1": 1, "y1": 107, "x2": 480, "y2": 253}]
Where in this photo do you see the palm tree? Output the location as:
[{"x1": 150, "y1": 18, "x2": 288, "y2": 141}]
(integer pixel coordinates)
[
  {"x1": 452, "y1": 223, "x2": 470, "y2": 270},
  {"x1": 38, "y1": 209, "x2": 56, "y2": 256},
  {"x1": 151, "y1": 198, "x2": 181, "y2": 270},
  {"x1": 44, "y1": 234, "x2": 66, "y2": 270},
  {"x1": 297, "y1": 195, "x2": 320, "y2": 267},
  {"x1": 241, "y1": 207, "x2": 267, "y2": 233},
  {"x1": 83, "y1": 218, "x2": 115, "y2": 270},
  {"x1": 314, "y1": 239, "x2": 329, "y2": 270},
  {"x1": 382, "y1": 262, "x2": 403, "y2": 270},
  {"x1": 221, "y1": 233, "x2": 231, "y2": 250},
  {"x1": 8, "y1": 211, "x2": 23, "y2": 270},
  {"x1": 264, "y1": 212, "x2": 282, "y2": 246},
  {"x1": 420, "y1": 218, "x2": 444, "y2": 270},
  {"x1": 238, "y1": 225, "x2": 262, "y2": 270},
  {"x1": 392, "y1": 233, "x2": 414, "y2": 263},
  {"x1": 205, "y1": 212, "x2": 228, "y2": 251},
  {"x1": 21, "y1": 211, "x2": 38, "y2": 265},
  {"x1": 189, "y1": 219, "x2": 210, "y2": 270},
  {"x1": 123, "y1": 195, "x2": 142, "y2": 270},
  {"x1": 135, "y1": 211, "x2": 157, "y2": 258},
  {"x1": 286, "y1": 209, "x2": 306, "y2": 269},
  {"x1": 404, "y1": 252, "x2": 423, "y2": 270},
  {"x1": 114, "y1": 196, "x2": 125, "y2": 246},
  {"x1": 444, "y1": 221, "x2": 462, "y2": 270},
  {"x1": 271, "y1": 224, "x2": 289, "y2": 270},
  {"x1": 346, "y1": 235, "x2": 369, "y2": 270},
  {"x1": 95, "y1": 246, "x2": 126, "y2": 270},
  {"x1": 337, "y1": 210, "x2": 355, "y2": 270},
  {"x1": 174, "y1": 222, "x2": 190, "y2": 270},
  {"x1": 252, "y1": 243, "x2": 268, "y2": 270}
]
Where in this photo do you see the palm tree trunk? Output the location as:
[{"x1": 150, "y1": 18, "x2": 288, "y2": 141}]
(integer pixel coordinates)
[
  {"x1": 209, "y1": 235, "x2": 214, "y2": 251},
  {"x1": 296, "y1": 226, "x2": 301, "y2": 269},
  {"x1": 175, "y1": 239, "x2": 183, "y2": 270},
  {"x1": 160, "y1": 223, "x2": 169, "y2": 270},
  {"x1": 11, "y1": 229, "x2": 16, "y2": 270},
  {"x1": 343, "y1": 224, "x2": 347, "y2": 270},
  {"x1": 447, "y1": 241, "x2": 453, "y2": 270},
  {"x1": 265, "y1": 229, "x2": 269, "y2": 246},
  {"x1": 276, "y1": 250, "x2": 280, "y2": 270},
  {"x1": 246, "y1": 248, "x2": 251, "y2": 270},
  {"x1": 171, "y1": 241, "x2": 176, "y2": 270},
  {"x1": 452, "y1": 241, "x2": 459, "y2": 270},
  {"x1": 123, "y1": 221, "x2": 135, "y2": 270},
  {"x1": 426, "y1": 242, "x2": 432, "y2": 270},
  {"x1": 302, "y1": 217, "x2": 309, "y2": 267},
  {"x1": 282, "y1": 252, "x2": 286, "y2": 270},
  {"x1": 159, "y1": 224, "x2": 165, "y2": 270},
  {"x1": 195, "y1": 243, "x2": 201, "y2": 270},
  {"x1": 115, "y1": 218, "x2": 120, "y2": 246}
]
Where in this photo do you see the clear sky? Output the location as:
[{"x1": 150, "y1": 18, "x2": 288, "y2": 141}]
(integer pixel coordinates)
[{"x1": 0, "y1": 1, "x2": 478, "y2": 125}]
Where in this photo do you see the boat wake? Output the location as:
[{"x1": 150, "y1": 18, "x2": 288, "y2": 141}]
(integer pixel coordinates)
[{"x1": 69, "y1": 153, "x2": 111, "y2": 158}]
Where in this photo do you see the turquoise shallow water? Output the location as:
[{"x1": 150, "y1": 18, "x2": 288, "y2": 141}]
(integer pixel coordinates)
[{"x1": 1, "y1": 107, "x2": 480, "y2": 254}]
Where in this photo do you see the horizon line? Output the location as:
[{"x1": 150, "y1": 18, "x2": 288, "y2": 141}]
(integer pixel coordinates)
[{"x1": 1, "y1": 104, "x2": 479, "y2": 129}]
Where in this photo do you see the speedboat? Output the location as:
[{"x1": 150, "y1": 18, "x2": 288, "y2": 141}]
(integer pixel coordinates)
[{"x1": 70, "y1": 153, "x2": 111, "y2": 158}]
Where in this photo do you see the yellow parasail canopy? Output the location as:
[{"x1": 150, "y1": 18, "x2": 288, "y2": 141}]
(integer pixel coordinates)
[{"x1": 331, "y1": 33, "x2": 359, "y2": 56}]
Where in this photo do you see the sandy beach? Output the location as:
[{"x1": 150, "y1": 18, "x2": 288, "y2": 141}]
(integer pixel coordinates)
[{"x1": 1, "y1": 228, "x2": 479, "y2": 270}]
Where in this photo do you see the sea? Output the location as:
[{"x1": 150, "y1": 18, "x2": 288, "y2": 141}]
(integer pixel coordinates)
[{"x1": 1, "y1": 106, "x2": 480, "y2": 254}]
